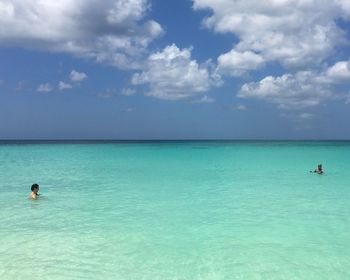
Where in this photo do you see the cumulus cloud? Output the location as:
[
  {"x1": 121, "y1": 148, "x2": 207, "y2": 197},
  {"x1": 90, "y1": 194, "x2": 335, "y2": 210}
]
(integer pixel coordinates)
[
  {"x1": 238, "y1": 59, "x2": 350, "y2": 108},
  {"x1": 58, "y1": 81, "x2": 72, "y2": 90},
  {"x1": 37, "y1": 83, "x2": 53, "y2": 93},
  {"x1": 238, "y1": 72, "x2": 330, "y2": 108},
  {"x1": 70, "y1": 70, "x2": 88, "y2": 82},
  {"x1": 217, "y1": 49, "x2": 265, "y2": 76},
  {"x1": 337, "y1": 0, "x2": 350, "y2": 16},
  {"x1": 193, "y1": 0, "x2": 350, "y2": 70},
  {"x1": 0, "y1": 0, "x2": 163, "y2": 69},
  {"x1": 131, "y1": 44, "x2": 222, "y2": 100},
  {"x1": 326, "y1": 60, "x2": 350, "y2": 82}
]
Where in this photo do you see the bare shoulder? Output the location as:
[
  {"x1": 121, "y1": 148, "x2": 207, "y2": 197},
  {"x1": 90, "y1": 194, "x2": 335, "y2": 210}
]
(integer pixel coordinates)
[{"x1": 29, "y1": 193, "x2": 37, "y2": 199}]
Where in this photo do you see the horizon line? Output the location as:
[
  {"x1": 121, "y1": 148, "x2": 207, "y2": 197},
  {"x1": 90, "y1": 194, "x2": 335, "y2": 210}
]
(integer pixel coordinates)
[{"x1": 1, "y1": 139, "x2": 350, "y2": 142}]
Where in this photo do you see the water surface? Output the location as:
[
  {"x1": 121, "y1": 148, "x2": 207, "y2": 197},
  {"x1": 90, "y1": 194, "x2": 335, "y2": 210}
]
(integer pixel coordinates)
[{"x1": 1, "y1": 141, "x2": 350, "y2": 279}]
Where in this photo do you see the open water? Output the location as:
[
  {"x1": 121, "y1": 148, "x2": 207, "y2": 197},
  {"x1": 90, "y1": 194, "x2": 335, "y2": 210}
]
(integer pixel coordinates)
[{"x1": 0, "y1": 141, "x2": 350, "y2": 279}]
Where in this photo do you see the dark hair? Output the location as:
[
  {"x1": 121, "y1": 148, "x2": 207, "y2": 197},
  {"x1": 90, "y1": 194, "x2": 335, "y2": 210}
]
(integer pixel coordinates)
[{"x1": 31, "y1": 184, "x2": 39, "y2": 191}]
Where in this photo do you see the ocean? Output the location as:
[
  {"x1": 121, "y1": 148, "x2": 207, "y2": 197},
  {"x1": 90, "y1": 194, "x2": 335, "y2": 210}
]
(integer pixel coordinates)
[{"x1": 0, "y1": 141, "x2": 350, "y2": 279}]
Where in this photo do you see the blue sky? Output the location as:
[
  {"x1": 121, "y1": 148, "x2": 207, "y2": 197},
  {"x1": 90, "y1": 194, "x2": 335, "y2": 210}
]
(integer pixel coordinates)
[{"x1": 0, "y1": 0, "x2": 350, "y2": 139}]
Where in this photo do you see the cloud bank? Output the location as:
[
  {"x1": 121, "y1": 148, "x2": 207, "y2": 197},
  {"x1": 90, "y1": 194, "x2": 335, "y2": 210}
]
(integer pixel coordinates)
[
  {"x1": 193, "y1": 0, "x2": 350, "y2": 108},
  {"x1": 0, "y1": 0, "x2": 163, "y2": 69},
  {"x1": 239, "y1": 60, "x2": 350, "y2": 108},
  {"x1": 1, "y1": 0, "x2": 350, "y2": 108},
  {"x1": 193, "y1": 0, "x2": 350, "y2": 70}
]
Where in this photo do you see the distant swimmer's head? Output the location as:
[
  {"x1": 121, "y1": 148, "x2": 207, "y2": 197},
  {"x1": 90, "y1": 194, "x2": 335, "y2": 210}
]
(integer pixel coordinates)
[
  {"x1": 31, "y1": 183, "x2": 39, "y2": 194},
  {"x1": 318, "y1": 164, "x2": 323, "y2": 170}
]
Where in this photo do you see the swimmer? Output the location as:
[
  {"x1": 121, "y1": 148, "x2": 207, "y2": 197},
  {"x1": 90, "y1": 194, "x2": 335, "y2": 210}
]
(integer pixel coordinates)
[
  {"x1": 29, "y1": 183, "x2": 40, "y2": 199},
  {"x1": 313, "y1": 164, "x2": 324, "y2": 174}
]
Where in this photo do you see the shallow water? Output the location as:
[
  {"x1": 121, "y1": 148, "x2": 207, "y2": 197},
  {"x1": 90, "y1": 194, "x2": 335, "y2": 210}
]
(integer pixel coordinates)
[{"x1": 1, "y1": 141, "x2": 350, "y2": 279}]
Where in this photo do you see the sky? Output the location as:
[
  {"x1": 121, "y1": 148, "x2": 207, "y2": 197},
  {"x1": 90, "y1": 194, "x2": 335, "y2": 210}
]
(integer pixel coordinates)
[{"x1": 0, "y1": 0, "x2": 350, "y2": 140}]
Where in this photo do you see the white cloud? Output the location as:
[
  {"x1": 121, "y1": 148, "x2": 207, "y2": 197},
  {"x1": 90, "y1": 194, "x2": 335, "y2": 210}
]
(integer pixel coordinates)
[
  {"x1": 0, "y1": 0, "x2": 163, "y2": 69},
  {"x1": 238, "y1": 59, "x2": 350, "y2": 108},
  {"x1": 58, "y1": 81, "x2": 72, "y2": 90},
  {"x1": 70, "y1": 70, "x2": 88, "y2": 82},
  {"x1": 238, "y1": 72, "x2": 332, "y2": 108},
  {"x1": 193, "y1": 0, "x2": 350, "y2": 70},
  {"x1": 121, "y1": 88, "x2": 136, "y2": 96},
  {"x1": 37, "y1": 83, "x2": 53, "y2": 93},
  {"x1": 217, "y1": 50, "x2": 265, "y2": 76},
  {"x1": 131, "y1": 44, "x2": 222, "y2": 100},
  {"x1": 326, "y1": 60, "x2": 350, "y2": 82},
  {"x1": 337, "y1": 0, "x2": 350, "y2": 16}
]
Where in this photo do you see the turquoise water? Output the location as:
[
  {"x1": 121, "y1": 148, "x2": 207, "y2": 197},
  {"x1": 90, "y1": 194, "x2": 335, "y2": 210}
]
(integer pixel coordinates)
[{"x1": 1, "y1": 141, "x2": 350, "y2": 279}]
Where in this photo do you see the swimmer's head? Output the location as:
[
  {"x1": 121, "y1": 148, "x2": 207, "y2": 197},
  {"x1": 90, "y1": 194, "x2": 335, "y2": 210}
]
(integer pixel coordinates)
[{"x1": 31, "y1": 184, "x2": 39, "y2": 193}]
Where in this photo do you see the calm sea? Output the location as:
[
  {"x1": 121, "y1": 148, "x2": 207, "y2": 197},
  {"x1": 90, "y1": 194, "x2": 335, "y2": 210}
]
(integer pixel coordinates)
[{"x1": 1, "y1": 141, "x2": 350, "y2": 279}]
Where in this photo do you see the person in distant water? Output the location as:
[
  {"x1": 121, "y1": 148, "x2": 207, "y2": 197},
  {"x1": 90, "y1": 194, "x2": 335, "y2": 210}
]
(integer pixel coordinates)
[
  {"x1": 313, "y1": 164, "x2": 324, "y2": 174},
  {"x1": 29, "y1": 184, "x2": 40, "y2": 199}
]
